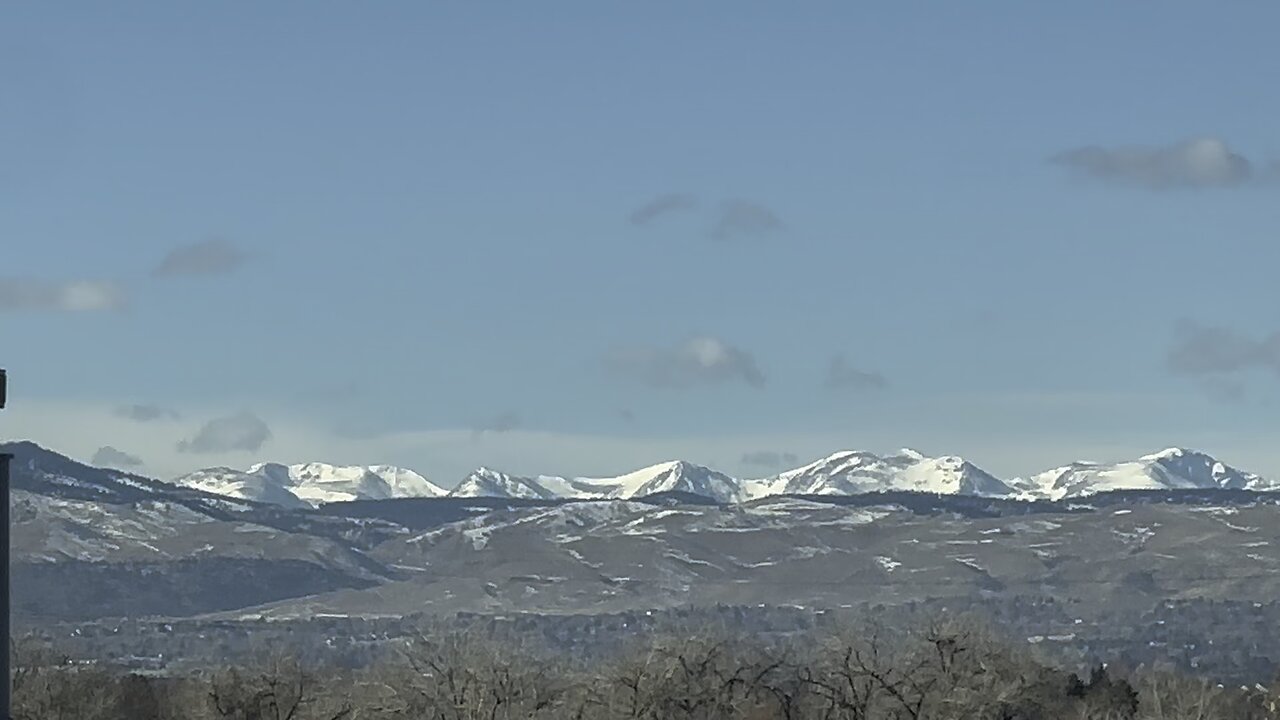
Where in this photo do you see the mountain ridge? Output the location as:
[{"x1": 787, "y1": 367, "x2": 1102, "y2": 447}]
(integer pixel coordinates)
[
  {"x1": 1008, "y1": 447, "x2": 1268, "y2": 501},
  {"x1": 169, "y1": 445, "x2": 1278, "y2": 506},
  {"x1": 7, "y1": 439, "x2": 1275, "y2": 507},
  {"x1": 6, "y1": 438, "x2": 1280, "y2": 626},
  {"x1": 173, "y1": 461, "x2": 447, "y2": 508}
]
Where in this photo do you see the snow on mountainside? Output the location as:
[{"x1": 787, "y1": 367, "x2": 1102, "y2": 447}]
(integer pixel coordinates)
[
  {"x1": 447, "y1": 452, "x2": 1011, "y2": 504},
  {"x1": 175, "y1": 466, "x2": 311, "y2": 509},
  {"x1": 450, "y1": 467, "x2": 562, "y2": 500},
  {"x1": 283, "y1": 462, "x2": 445, "y2": 504},
  {"x1": 172, "y1": 462, "x2": 446, "y2": 508},
  {"x1": 449, "y1": 460, "x2": 742, "y2": 503},
  {"x1": 0, "y1": 440, "x2": 265, "y2": 515},
  {"x1": 449, "y1": 461, "x2": 741, "y2": 503},
  {"x1": 607, "y1": 460, "x2": 742, "y2": 502},
  {"x1": 549, "y1": 461, "x2": 742, "y2": 503},
  {"x1": 741, "y1": 448, "x2": 1012, "y2": 500},
  {"x1": 160, "y1": 445, "x2": 1277, "y2": 507},
  {"x1": 1011, "y1": 447, "x2": 1272, "y2": 500}
]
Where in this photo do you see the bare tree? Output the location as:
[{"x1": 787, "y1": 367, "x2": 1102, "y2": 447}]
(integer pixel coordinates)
[
  {"x1": 378, "y1": 632, "x2": 569, "y2": 720},
  {"x1": 587, "y1": 633, "x2": 795, "y2": 720},
  {"x1": 10, "y1": 637, "x2": 119, "y2": 720},
  {"x1": 1136, "y1": 668, "x2": 1222, "y2": 720},
  {"x1": 208, "y1": 653, "x2": 352, "y2": 720},
  {"x1": 794, "y1": 616, "x2": 1064, "y2": 720},
  {"x1": 12, "y1": 616, "x2": 1280, "y2": 720}
]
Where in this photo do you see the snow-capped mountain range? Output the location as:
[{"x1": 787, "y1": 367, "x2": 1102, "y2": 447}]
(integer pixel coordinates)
[
  {"x1": 9, "y1": 438, "x2": 1280, "y2": 625},
  {"x1": 174, "y1": 462, "x2": 445, "y2": 509},
  {"x1": 452, "y1": 460, "x2": 743, "y2": 504},
  {"x1": 169, "y1": 447, "x2": 1279, "y2": 508}
]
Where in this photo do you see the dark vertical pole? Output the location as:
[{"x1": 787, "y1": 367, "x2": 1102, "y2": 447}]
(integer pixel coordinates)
[
  {"x1": 1, "y1": 367, "x2": 9, "y2": 720},
  {"x1": 0, "y1": 450, "x2": 8, "y2": 720}
]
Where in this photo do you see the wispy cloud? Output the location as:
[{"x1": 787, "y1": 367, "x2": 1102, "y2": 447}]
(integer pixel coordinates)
[
  {"x1": 629, "y1": 193, "x2": 698, "y2": 226},
  {"x1": 824, "y1": 354, "x2": 888, "y2": 391},
  {"x1": 0, "y1": 278, "x2": 126, "y2": 313},
  {"x1": 1050, "y1": 137, "x2": 1256, "y2": 190},
  {"x1": 1166, "y1": 320, "x2": 1280, "y2": 376},
  {"x1": 472, "y1": 411, "x2": 522, "y2": 438},
  {"x1": 1199, "y1": 376, "x2": 1248, "y2": 405},
  {"x1": 153, "y1": 238, "x2": 248, "y2": 277},
  {"x1": 630, "y1": 195, "x2": 786, "y2": 241},
  {"x1": 91, "y1": 446, "x2": 144, "y2": 468},
  {"x1": 710, "y1": 200, "x2": 784, "y2": 240},
  {"x1": 114, "y1": 404, "x2": 181, "y2": 422},
  {"x1": 740, "y1": 450, "x2": 799, "y2": 469},
  {"x1": 606, "y1": 336, "x2": 766, "y2": 389},
  {"x1": 177, "y1": 411, "x2": 273, "y2": 454}
]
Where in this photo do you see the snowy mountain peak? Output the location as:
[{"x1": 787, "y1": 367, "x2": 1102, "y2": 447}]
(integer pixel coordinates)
[
  {"x1": 895, "y1": 448, "x2": 928, "y2": 461},
  {"x1": 446, "y1": 460, "x2": 742, "y2": 503},
  {"x1": 1012, "y1": 448, "x2": 1267, "y2": 500},
  {"x1": 160, "y1": 445, "x2": 1275, "y2": 508},
  {"x1": 173, "y1": 461, "x2": 445, "y2": 507},
  {"x1": 450, "y1": 468, "x2": 560, "y2": 500},
  {"x1": 1141, "y1": 447, "x2": 1193, "y2": 461},
  {"x1": 742, "y1": 448, "x2": 1010, "y2": 500},
  {"x1": 245, "y1": 462, "x2": 293, "y2": 485},
  {"x1": 649, "y1": 460, "x2": 686, "y2": 473},
  {"x1": 604, "y1": 459, "x2": 742, "y2": 503},
  {"x1": 171, "y1": 466, "x2": 311, "y2": 509}
]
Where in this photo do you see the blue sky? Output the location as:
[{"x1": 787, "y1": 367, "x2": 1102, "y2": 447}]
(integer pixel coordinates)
[{"x1": 4, "y1": 2, "x2": 1279, "y2": 485}]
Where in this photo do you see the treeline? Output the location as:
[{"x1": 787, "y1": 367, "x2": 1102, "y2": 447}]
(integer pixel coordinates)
[{"x1": 12, "y1": 618, "x2": 1280, "y2": 720}]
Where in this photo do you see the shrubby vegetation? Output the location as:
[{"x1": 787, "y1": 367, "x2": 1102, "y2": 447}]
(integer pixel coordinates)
[
  {"x1": 12, "y1": 617, "x2": 1280, "y2": 719},
  {"x1": 40, "y1": 598, "x2": 1280, "y2": 684}
]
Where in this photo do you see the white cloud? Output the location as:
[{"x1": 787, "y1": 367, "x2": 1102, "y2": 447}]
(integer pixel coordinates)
[
  {"x1": 177, "y1": 412, "x2": 273, "y2": 454},
  {"x1": 115, "y1": 404, "x2": 182, "y2": 422},
  {"x1": 153, "y1": 238, "x2": 248, "y2": 277},
  {"x1": 824, "y1": 355, "x2": 888, "y2": 391},
  {"x1": 471, "y1": 411, "x2": 522, "y2": 437},
  {"x1": 91, "y1": 446, "x2": 144, "y2": 468},
  {"x1": 710, "y1": 200, "x2": 784, "y2": 240},
  {"x1": 1051, "y1": 137, "x2": 1255, "y2": 189},
  {"x1": 1167, "y1": 320, "x2": 1280, "y2": 377},
  {"x1": 629, "y1": 193, "x2": 697, "y2": 226},
  {"x1": 605, "y1": 336, "x2": 766, "y2": 389},
  {"x1": 0, "y1": 279, "x2": 126, "y2": 313}
]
